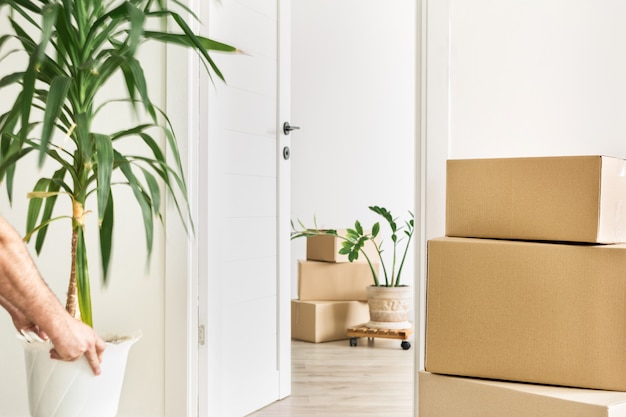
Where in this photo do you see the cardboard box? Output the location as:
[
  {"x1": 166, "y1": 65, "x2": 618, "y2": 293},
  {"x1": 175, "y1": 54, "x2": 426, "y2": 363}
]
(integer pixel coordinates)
[
  {"x1": 426, "y1": 237, "x2": 626, "y2": 391},
  {"x1": 291, "y1": 300, "x2": 369, "y2": 343},
  {"x1": 419, "y1": 372, "x2": 626, "y2": 417},
  {"x1": 306, "y1": 229, "x2": 379, "y2": 263},
  {"x1": 298, "y1": 260, "x2": 376, "y2": 301},
  {"x1": 446, "y1": 155, "x2": 626, "y2": 243}
]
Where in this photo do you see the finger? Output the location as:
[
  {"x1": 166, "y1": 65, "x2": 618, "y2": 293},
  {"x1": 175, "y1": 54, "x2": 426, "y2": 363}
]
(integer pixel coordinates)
[
  {"x1": 49, "y1": 348, "x2": 61, "y2": 360},
  {"x1": 38, "y1": 329, "x2": 49, "y2": 341},
  {"x1": 85, "y1": 349, "x2": 102, "y2": 375},
  {"x1": 96, "y1": 338, "x2": 106, "y2": 362},
  {"x1": 26, "y1": 325, "x2": 49, "y2": 340}
]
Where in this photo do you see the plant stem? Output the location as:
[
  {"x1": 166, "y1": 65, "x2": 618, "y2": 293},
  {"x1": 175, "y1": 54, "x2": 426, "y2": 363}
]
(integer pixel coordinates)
[
  {"x1": 66, "y1": 224, "x2": 79, "y2": 319},
  {"x1": 371, "y1": 239, "x2": 390, "y2": 286},
  {"x1": 67, "y1": 198, "x2": 87, "y2": 322},
  {"x1": 359, "y1": 250, "x2": 380, "y2": 287}
]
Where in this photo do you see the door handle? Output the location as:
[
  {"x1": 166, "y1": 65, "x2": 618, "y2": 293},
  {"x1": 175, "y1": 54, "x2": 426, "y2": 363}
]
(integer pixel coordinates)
[{"x1": 283, "y1": 121, "x2": 300, "y2": 135}]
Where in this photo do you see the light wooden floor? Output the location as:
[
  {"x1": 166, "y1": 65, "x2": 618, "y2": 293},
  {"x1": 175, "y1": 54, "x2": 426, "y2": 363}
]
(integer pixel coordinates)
[{"x1": 248, "y1": 337, "x2": 415, "y2": 417}]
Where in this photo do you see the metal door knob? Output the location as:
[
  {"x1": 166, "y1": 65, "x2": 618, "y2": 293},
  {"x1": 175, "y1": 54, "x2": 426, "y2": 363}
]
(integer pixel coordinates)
[{"x1": 283, "y1": 122, "x2": 300, "y2": 135}]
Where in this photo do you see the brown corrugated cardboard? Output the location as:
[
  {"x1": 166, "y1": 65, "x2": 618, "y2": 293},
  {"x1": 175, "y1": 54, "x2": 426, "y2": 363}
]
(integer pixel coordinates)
[
  {"x1": 419, "y1": 372, "x2": 626, "y2": 417},
  {"x1": 291, "y1": 300, "x2": 369, "y2": 343},
  {"x1": 298, "y1": 260, "x2": 376, "y2": 301},
  {"x1": 446, "y1": 155, "x2": 626, "y2": 243},
  {"x1": 306, "y1": 229, "x2": 379, "y2": 263},
  {"x1": 426, "y1": 237, "x2": 626, "y2": 391}
]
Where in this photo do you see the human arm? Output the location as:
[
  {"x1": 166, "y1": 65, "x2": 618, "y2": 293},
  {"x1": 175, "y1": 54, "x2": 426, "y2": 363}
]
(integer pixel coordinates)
[
  {"x1": 0, "y1": 216, "x2": 105, "y2": 374},
  {"x1": 0, "y1": 291, "x2": 48, "y2": 340}
]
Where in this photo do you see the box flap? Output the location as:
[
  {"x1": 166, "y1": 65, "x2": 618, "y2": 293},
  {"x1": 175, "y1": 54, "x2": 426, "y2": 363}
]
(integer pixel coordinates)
[
  {"x1": 419, "y1": 372, "x2": 626, "y2": 417},
  {"x1": 598, "y1": 156, "x2": 626, "y2": 242}
]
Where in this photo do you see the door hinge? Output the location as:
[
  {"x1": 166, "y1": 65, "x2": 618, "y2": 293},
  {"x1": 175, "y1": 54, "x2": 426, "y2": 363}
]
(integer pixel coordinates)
[{"x1": 198, "y1": 324, "x2": 206, "y2": 346}]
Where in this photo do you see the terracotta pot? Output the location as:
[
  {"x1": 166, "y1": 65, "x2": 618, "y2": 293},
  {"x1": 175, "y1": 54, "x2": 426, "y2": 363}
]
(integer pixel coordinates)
[
  {"x1": 21, "y1": 333, "x2": 140, "y2": 417},
  {"x1": 366, "y1": 285, "x2": 413, "y2": 329}
]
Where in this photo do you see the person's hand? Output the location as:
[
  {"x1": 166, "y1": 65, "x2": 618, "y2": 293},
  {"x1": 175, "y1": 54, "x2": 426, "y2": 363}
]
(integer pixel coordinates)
[
  {"x1": 10, "y1": 309, "x2": 48, "y2": 342},
  {"x1": 48, "y1": 316, "x2": 106, "y2": 375}
]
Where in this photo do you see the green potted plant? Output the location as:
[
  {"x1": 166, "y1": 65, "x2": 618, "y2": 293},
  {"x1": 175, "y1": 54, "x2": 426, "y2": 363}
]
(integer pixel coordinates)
[
  {"x1": 292, "y1": 205, "x2": 415, "y2": 329},
  {"x1": 0, "y1": 1, "x2": 236, "y2": 416}
]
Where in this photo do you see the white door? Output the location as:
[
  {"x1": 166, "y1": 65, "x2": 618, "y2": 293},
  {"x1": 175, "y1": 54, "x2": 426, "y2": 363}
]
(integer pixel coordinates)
[{"x1": 197, "y1": 1, "x2": 291, "y2": 416}]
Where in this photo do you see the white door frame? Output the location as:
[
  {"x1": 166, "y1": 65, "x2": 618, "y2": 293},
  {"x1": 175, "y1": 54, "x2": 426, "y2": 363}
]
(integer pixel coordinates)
[
  {"x1": 277, "y1": 0, "x2": 293, "y2": 399},
  {"x1": 415, "y1": 0, "x2": 451, "y2": 415},
  {"x1": 163, "y1": 8, "x2": 202, "y2": 416},
  {"x1": 414, "y1": 0, "x2": 426, "y2": 414}
]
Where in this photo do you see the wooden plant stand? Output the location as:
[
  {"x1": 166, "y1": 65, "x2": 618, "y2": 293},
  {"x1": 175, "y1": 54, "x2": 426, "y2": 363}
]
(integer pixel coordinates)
[{"x1": 347, "y1": 323, "x2": 413, "y2": 350}]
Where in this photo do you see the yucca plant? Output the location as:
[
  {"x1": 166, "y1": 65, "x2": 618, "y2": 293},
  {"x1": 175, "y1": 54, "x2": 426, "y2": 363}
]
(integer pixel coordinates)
[
  {"x1": 291, "y1": 206, "x2": 415, "y2": 287},
  {"x1": 0, "y1": 0, "x2": 236, "y2": 327}
]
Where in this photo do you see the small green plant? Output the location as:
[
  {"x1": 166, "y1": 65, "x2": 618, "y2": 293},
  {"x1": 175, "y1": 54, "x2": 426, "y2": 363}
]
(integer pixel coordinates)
[
  {"x1": 292, "y1": 206, "x2": 415, "y2": 287},
  {"x1": 0, "y1": 0, "x2": 237, "y2": 327}
]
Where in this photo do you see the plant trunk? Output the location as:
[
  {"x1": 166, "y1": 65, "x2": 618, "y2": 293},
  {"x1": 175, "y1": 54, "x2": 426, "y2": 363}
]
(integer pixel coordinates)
[
  {"x1": 65, "y1": 226, "x2": 79, "y2": 319},
  {"x1": 66, "y1": 199, "x2": 84, "y2": 320}
]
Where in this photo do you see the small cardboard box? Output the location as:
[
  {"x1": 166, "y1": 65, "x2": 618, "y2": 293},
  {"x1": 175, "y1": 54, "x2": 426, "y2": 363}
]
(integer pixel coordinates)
[
  {"x1": 419, "y1": 372, "x2": 626, "y2": 417},
  {"x1": 291, "y1": 300, "x2": 369, "y2": 343},
  {"x1": 298, "y1": 260, "x2": 375, "y2": 301},
  {"x1": 426, "y1": 237, "x2": 626, "y2": 391},
  {"x1": 306, "y1": 229, "x2": 379, "y2": 263},
  {"x1": 446, "y1": 155, "x2": 626, "y2": 243}
]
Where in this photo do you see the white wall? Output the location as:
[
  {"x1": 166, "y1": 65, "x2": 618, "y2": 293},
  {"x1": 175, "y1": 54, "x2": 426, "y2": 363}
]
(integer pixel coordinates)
[
  {"x1": 426, "y1": 0, "x2": 626, "y2": 240},
  {"x1": 449, "y1": 0, "x2": 626, "y2": 160},
  {"x1": 291, "y1": 0, "x2": 417, "y2": 293}
]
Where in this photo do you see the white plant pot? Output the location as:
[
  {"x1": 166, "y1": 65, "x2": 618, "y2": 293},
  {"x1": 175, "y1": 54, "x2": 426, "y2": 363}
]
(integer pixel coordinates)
[
  {"x1": 21, "y1": 334, "x2": 140, "y2": 417},
  {"x1": 366, "y1": 285, "x2": 413, "y2": 329}
]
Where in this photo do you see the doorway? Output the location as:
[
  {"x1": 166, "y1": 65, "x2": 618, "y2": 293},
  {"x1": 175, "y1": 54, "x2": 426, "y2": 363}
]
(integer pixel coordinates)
[
  {"x1": 165, "y1": 1, "x2": 419, "y2": 415},
  {"x1": 289, "y1": 0, "x2": 418, "y2": 414},
  {"x1": 290, "y1": 0, "x2": 417, "y2": 281}
]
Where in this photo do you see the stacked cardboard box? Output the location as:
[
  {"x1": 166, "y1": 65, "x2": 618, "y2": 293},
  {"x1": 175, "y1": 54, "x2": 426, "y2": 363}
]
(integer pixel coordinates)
[
  {"x1": 423, "y1": 156, "x2": 626, "y2": 415},
  {"x1": 291, "y1": 231, "x2": 378, "y2": 343}
]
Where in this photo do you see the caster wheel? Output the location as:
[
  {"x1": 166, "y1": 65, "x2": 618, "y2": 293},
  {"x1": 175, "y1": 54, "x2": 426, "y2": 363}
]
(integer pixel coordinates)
[
  {"x1": 401, "y1": 341, "x2": 411, "y2": 350},
  {"x1": 350, "y1": 337, "x2": 357, "y2": 347}
]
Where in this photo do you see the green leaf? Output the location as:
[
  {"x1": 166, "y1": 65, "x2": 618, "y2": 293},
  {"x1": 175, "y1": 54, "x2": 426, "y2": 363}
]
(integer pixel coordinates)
[
  {"x1": 124, "y1": 58, "x2": 156, "y2": 120},
  {"x1": 125, "y1": 2, "x2": 145, "y2": 56},
  {"x1": 35, "y1": 168, "x2": 66, "y2": 253},
  {"x1": 117, "y1": 152, "x2": 154, "y2": 258},
  {"x1": 25, "y1": 178, "x2": 51, "y2": 239},
  {"x1": 355, "y1": 220, "x2": 363, "y2": 235},
  {"x1": 156, "y1": 10, "x2": 228, "y2": 82},
  {"x1": 76, "y1": 226, "x2": 93, "y2": 327},
  {"x1": 99, "y1": 192, "x2": 114, "y2": 285},
  {"x1": 19, "y1": 3, "x2": 59, "y2": 142},
  {"x1": 371, "y1": 222, "x2": 380, "y2": 237},
  {"x1": 0, "y1": 72, "x2": 24, "y2": 89},
  {"x1": 143, "y1": 31, "x2": 238, "y2": 53},
  {"x1": 75, "y1": 112, "x2": 92, "y2": 162},
  {"x1": 346, "y1": 228, "x2": 358, "y2": 240},
  {"x1": 340, "y1": 240, "x2": 353, "y2": 250},
  {"x1": 94, "y1": 133, "x2": 113, "y2": 221},
  {"x1": 0, "y1": 146, "x2": 35, "y2": 201},
  {"x1": 40, "y1": 76, "x2": 70, "y2": 166},
  {"x1": 140, "y1": 167, "x2": 161, "y2": 217}
]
